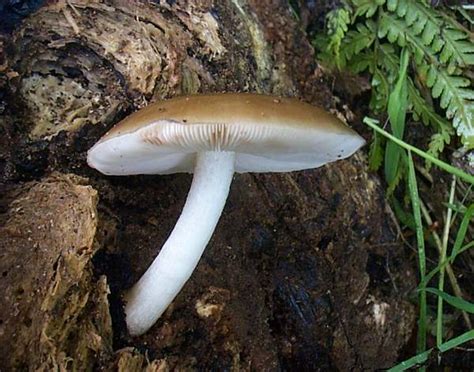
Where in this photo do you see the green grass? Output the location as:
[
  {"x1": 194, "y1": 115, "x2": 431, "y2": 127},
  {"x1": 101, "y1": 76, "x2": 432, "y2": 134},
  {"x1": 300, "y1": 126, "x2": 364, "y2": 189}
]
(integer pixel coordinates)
[
  {"x1": 406, "y1": 150, "x2": 427, "y2": 362},
  {"x1": 364, "y1": 118, "x2": 474, "y2": 371},
  {"x1": 364, "y1": 118, "x2": 474, "y2": 184},
  {"x1": 388, "y1": 329, "x2": 474, "y2": 372}
]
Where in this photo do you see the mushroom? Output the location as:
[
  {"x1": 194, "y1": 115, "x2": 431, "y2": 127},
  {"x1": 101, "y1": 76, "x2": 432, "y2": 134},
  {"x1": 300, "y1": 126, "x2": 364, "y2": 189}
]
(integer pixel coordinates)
[{"x1": 87, "y1": 93, "x2": 365, "y2": 336}]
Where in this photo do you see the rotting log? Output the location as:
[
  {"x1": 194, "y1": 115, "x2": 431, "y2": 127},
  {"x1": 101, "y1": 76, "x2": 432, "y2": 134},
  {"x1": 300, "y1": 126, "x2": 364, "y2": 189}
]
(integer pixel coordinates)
[
  {"x1": 0, "y1": 1, "x2": 416, "y2": 370},
  {"x1": 0, "y1": 174, "x2": 112, "y2": 370}
]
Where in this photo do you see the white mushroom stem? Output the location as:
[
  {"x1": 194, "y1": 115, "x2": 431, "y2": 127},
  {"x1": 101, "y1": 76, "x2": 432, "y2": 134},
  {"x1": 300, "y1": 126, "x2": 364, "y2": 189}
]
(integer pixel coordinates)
[{"x1": 125, "y1": 150, "x2": 236, "y2": 336}]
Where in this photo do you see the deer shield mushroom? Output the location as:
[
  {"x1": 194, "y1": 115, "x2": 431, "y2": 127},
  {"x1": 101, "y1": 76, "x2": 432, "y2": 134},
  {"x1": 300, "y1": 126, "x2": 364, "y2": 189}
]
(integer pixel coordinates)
[{"x1": 87, "y1": 93, "x2": 365, "y2": 336}]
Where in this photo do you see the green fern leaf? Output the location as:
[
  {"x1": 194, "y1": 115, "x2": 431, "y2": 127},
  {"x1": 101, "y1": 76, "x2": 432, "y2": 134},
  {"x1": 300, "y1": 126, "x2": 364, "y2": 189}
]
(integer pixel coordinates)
[
  {"x1": 386, "y1": 155, "x2": 406, "y2": 196},
  {"x1": 440, "y1": 28, "x2": 474, "y2": 68},
  {"x1": 315, "y1": 12, "x2": 375, "y2": 70},
  {"x1": 453, "y1": 104, "x2": 474, "y2": 147},
  {"x1": 348, "y1": 50, "x2": 375, "y2": 73},
  {"x1": 428, "y1": 128, "x2": 452, "y2": 160},
  {"x1": 340, "y1": 22, "x2": 377, "y2": 64},
  {"x1": 369, "y1": 130, "x2": 384, "y2": 171},
  {"x1": 431, "y1": 37, "x2": 444, "y2": 53},
  {"x1": 407, "y1": 78, "x2": 454, "y2": 162},
  {"x1": 326, "y1": 7, "x2": 352, "y2": 69},
  {"x1": 370, "y1": 69, "x2": 390, "y2": 111},
  {"x1": 378, "y1": 13, "x2": 407, "y2": 46},
  {"x1": 379, "y1": 12, "x2": 431, "y2": 63},
  {"x1": 428, "y1": 134, "x2": 445, "y2": 155},
  {"x1": 420, "y1": 19, "x2": 437, "y2": 46},
  {"x1": 423, "y1": 67, "x2": 474, "y2": 146},
  {"x1": 352, "y1": 0, "x2": 386, "y2": 18},
  {"x1": 366, "y1": 44, "x2": 400, "y2": 112},
  {"x1": 313, "y1": 35, "x2": 333, "y2": 67},
  {"x1": 322, "y1": 0, "x2": 474, "y2": 151},
  {"x1": 378, "y1": 43, "x2": 400, "y2": 76},
  {"x1": 383, "y1": 1, "x2": 474, "y2": 70},
  {"x1": 386, "y1": 0, "x2": 397, "y2": 12},
  {"x1": 408, "y1": 79, "x2": 452, "y2": 133},
  {"x1": 377, "y1": 9, "x2": 474, "y2": 146}
]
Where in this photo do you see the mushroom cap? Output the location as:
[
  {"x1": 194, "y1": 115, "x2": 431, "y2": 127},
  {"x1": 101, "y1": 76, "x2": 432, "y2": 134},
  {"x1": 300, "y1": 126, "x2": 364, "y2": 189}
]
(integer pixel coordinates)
[{"x1": 88, "y1": 93, "x2": 365, "y2": 175}]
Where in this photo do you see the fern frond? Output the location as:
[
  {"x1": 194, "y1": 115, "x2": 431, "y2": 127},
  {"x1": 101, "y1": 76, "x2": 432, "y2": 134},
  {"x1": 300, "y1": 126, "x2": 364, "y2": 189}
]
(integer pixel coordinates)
[
  {"x1": 386, "y1": 155, "x2": 406, "y2": 195},
  {"x1": 317, "y1": 6, "x2": 377, "y2": 69},
  {"x1": 378, "y1": 43, "x2": 400, "y2": 74},
  {"x1": 421, "y1": 66, "x2": 474, "y2": 146},
  {"x1": 340, "y1": 21, "x2": 377, "y2": 66},
  {"x1": 376, "y1": 43, "x2": 399, "y2": 78},
  {"x1": 316, "y1": 0, "x2": 474, "y2": 157},
  {"x1": 407, "y1": 80, "x2": 454, "y2": 161},
  {"x1": 378, "y1": 11, "x2": 409, "y2": 46},
  {"x1": 351, "y1": 0, "x2": 386, "y2": 18},
  {"x1": 370, "y1": 69, "x2": 390, "y2": 111},
  {"x1": 428, "y1": 126, "x2": 452, "y2": 160},
  {"x1": 378, "y1": 10, "x2": 474, "y2": 146},
  {"x1": 369, "y1": 130, "x2": 384, "y2": 171},
  {"x1": 364, "y1": 44, "x2": 399, "y2": 112},
  {"x1": 347, "y1": 50, "x2": 375, "y2": 73},
  {"x1": 326, "y1": 7, "x2": 351, "y2": 68},
  {"x1": 407, "y1": 79, "x2": 451, "y2": 131},
  {"x1": 378, "y1": 11, "x2": 434, "y2": 61},
  {"x1": 440, "y1": 28, "x2": 474, "y2": 71},
  {"x1": 383, "y1": 1, "x2": 474, "y2": 70}
]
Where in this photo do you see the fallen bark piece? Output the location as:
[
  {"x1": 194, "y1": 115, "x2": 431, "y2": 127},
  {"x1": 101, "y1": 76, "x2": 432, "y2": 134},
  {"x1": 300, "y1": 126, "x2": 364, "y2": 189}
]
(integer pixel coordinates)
[{"x1": 0, "y1": 173, "x2": 112, "y2": 370}]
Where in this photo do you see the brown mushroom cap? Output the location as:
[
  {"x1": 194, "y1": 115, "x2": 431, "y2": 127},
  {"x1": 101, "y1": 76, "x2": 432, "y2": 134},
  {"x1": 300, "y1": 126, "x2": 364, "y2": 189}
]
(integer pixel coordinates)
[{"x1": 88, "y1": 93, "x2": 365, "y2": 175}]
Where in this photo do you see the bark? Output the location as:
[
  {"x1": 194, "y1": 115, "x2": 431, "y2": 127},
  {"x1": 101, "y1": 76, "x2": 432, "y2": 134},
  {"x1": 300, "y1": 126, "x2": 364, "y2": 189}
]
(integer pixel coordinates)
[{"x1": 0, "y1": 0, "x2": 416, "y2": 370}]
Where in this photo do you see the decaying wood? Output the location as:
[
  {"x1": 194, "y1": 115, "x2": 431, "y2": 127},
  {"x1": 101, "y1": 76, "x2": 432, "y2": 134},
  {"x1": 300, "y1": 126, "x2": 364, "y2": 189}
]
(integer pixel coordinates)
[
  {"x1": 0, "y1": 0, "x2": 416, "y2": 370},
  {"x1": 0, "y1": 174, "x2": 111, "y2": 370}
]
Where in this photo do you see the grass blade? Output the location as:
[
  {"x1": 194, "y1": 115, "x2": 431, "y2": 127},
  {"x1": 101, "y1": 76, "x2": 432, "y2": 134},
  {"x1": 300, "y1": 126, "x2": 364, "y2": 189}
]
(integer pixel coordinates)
[
  {"x1": 424, "y1": 287, "x2": 474, "y2": 313},
  {"x1": 452, "y1": 203, "x2": 474, "y2": 259},
  {"x1": 385, "y1": 48, "x2": 409, "y2": 185},
  {"x1": 389, "y1": 330, "x2": 474, "y2": 371},
  {"x1": 407, "y1": 151, "x2": 427, "y2": 357},
  {"x1": 363, "y1": 117, "x2": 474, "y2": 184}
]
